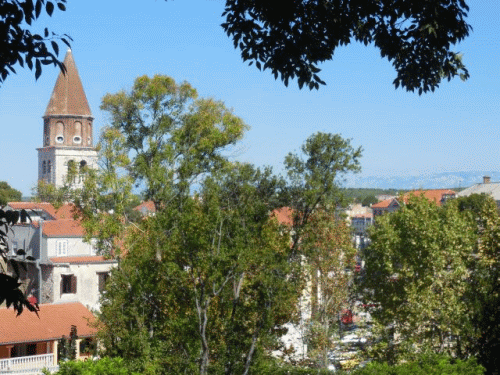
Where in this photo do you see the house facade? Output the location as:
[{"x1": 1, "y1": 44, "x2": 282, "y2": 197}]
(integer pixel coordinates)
[
  {"x1": 6, "y1": 202, "x2": 117, "y2": 311},
  {"x1": 0, "y1": 302, "x2": 96, "y2": 374}
]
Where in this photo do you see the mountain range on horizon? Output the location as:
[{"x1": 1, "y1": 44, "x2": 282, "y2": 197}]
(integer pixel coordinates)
[{"x1": 344, "y1": 171, "x2": 500, "y2": 191}]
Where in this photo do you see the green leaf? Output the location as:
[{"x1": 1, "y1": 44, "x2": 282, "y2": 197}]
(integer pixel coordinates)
[{"x1": 46, "y1": 1, "x2": 54, "y2": 16}]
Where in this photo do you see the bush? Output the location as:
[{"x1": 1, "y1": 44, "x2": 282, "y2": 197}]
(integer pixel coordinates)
[
  {"x1": 351, "y1": 354, "x2": 484, "y2": 375},
  {"x1": 44, "y1": 357, "x2": 140, "y2": 375}
]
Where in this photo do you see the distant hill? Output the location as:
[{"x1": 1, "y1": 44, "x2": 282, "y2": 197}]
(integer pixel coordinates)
[{"x1": 343, "y1": 171, "x2": 499, "y2": 191}]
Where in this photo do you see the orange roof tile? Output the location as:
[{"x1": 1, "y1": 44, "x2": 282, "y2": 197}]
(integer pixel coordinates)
[
  {"x1": 371, "y1": 198, "x2": 396, "y2": 209},
  {"x1": 0, "y1": 302, "x2": 96, "y2": 345},
  {"x1": 54, "y1": 203, "x2": 80, "y2": 220},
  {"x1": 7, "y1": 202, "x2": 58, "y2": 219},
  {"x1": 42, "y1": 219, "x2": 84, "y2": 237},
  {"x1": 271, "y1": 207, "x2": 294, "y2": 226},
  {"x1": 50, "y1": 256, "x2": 114, "y2": 264},
  {"x1": 403, "y1": 189, "x2": 456, "y2": 206}
]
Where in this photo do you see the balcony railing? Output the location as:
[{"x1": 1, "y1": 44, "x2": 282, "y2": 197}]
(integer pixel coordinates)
[{"x1": 0, "y1": 354, "x2": 55, "y2": 373}]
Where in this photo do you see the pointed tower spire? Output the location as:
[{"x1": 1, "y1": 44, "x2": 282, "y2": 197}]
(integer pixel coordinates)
[
  {"x1": 44, "y1": 49, "x2": 92, "y2": 117},
  {"x1": 39, "y1": 50, "x2": 97, "y2": 189}
]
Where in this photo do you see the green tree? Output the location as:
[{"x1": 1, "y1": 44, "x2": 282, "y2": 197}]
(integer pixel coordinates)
[
  {"x1": 360, "y1": 194, "x2": 500, "y2": 370},
  {"x1": 0, "y1": 181, "x2": 22, "y2": 205},
  {"x1": 44, "y1": 357, "x2": 139, "y2": 375},
  {"x1": 284, "y1": 132, "x2": 362, "y2": 252},
  {"x1": 457, "y1": 195, "x2": 500, "y2": 375},
  {"x1": 351, "y1": 353, "x2": 484, "y2": 375},
  {"x1": 220, "y1": 0, "x2": 471, "y2": 93},
  {"x1": 302, "y1": 210, "x2": 356, "y2": 370},
  {"x1": 0, "y1": 0, "x2": 71, "y2": 85},
  {"x1": 31, "y1": 180, "x2": 67, "y2": 208},
  {"x1": 361, "y1": 195, "x2": 378, "y2": 207},
  {"x1": 78, "y1": 75, "x2": 299, "y2": 374},
  {"x1": 96, "y1": 163, "x2": 299, "y2": 374},
  {"x1": 79, "y1": 76, "x2": 365, "y2": 374}
]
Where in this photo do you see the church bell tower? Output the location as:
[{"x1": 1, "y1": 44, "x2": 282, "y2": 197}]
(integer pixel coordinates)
[{"x1": 37, "y1": 50, "x2": 97, "y2": 188}]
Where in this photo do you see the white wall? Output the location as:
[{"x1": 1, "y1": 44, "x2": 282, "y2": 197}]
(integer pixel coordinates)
[
  {"x1": 51, "y1": 261, "x2": 116, "y2": 311},
  {"x1": 46, "y1": 237, "x2": 93, "y2": 258}
]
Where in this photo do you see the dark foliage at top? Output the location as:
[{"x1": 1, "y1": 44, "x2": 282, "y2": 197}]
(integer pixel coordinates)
[
  {"x1": 0, "y1": 0, "x2": 71, "y2": 85},
  {"x1": 221, "y1": 0, "x2": 471, "y2": 93}
]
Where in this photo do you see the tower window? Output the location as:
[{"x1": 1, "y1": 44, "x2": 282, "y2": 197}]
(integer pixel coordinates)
[
  {"x1": 56, "y1": 121, "x2": 64, "y2": 143},
  {"x1": 47, "y1": 160, "x2": 51, "y2": 173},
  {"x1": 42, "y1": 161, "x2": 46, "y2": 174},
  {"x1": 73, "y1": 136, "x2": 82, "y2": 144}
]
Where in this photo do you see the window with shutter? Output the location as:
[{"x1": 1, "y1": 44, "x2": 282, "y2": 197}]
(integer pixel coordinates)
[
  {"x1": 61, "y1": 274, "x2": 77, "y2": 294},
  {"x1": 97, "y1": 272, "x2": 109, "y2": 293}
]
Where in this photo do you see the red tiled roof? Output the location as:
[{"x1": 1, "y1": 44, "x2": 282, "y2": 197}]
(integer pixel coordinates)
[
  {"x1": 50, "y1": 256, "x2": 114, "y2": 264},
  {"x1": 42, "y1": 219, "x2": 84, "y2": 237},
  {"x1": 271, "y1": 207, "x2": 294, "y2": 226},
  {"x1": 7, "y1": 202, "x2": 58, "y2": 219},
  {"x1": 404, "y1": 189, "x2": 456, "y2": 206},
  {"x1": 9, "y1": 202, "x2": 81, "y2": 221},
  {"x1": 134, "y1": 201, "x2": 156, "y2": 214},
  {"x1": 371, "y1": 198, "x2": 396, "y2": 209},
  {"x1": 0, "y1": 302, "x2": 96, "y2": 345},
  {"x1": 54, "y1": 203, "x2": 79, "y2": 220}
]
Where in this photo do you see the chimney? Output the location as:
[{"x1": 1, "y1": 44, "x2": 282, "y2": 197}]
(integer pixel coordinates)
[{"x1": 483, "y1": 176, "x2": 491, "y2": 184}]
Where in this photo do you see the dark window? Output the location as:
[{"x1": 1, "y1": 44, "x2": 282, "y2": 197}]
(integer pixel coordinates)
[
  {"x1": 61, "y1": 275, "x2": 77, "y2": 294},
  {"x1": 42, "y1": 161, "x2": 46, "y2": 174},
  {"x1": 26, "y1": 343, "x2": 37, "y2": 356},
  {"x1": 47, "y1": 160, "x2": 51, "y2": 173},
  {"x1": 98, "y1": 272, "x2": 109, "y2": 293}
]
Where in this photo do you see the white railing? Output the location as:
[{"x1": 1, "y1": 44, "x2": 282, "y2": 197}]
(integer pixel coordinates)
[
  {"x1": 0, "y1": 367, "x2": 59, "y2": 375},
  {"x1": 0, "y1": 354, "x2": 55, "y2": 373}
]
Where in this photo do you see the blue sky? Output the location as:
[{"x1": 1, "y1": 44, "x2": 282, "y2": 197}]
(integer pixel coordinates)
[{"x1": 0, "y1": 0, "x2": 498, "y2": 196}]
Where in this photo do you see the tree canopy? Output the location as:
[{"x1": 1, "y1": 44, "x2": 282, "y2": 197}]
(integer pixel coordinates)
[
  {"x1": 0, "y1": 181, "x2": 22, "y2": 205},
  {"x1": 2, "y1": 1, "x2": 471, "y2": 93},
  {"x1": 74, "y1": 74, "x2": 364, "y2": 374},
  {"x1": 0, "y1": 0, "x2": 71, "y2": 85},
  {"x1": 221, "y1": 0, "x2": 471, "y2": 93},
  {"x1": 361, "y1": 194, "x2": 500, "y2": 374}
]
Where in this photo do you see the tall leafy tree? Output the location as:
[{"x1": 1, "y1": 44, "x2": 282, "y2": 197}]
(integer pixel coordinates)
[
  {"x1": 80, "y1": 75, "x2": 366, "y2": 373},
  {"x1": 284, "y1": 132, "x2": 362, "y2": 252},
  {"x1": 302, "y1": 210, "x2": 356, "y2": 370},
  {"x1": 97, "y1": 163, "x2": 300, "y2": 374},
  {"x1": 361, "y1": 194, "x2": 500, "y2": 373},
  {"x1": 79, "y1": 75, "x2": 300, "y2": 374}
]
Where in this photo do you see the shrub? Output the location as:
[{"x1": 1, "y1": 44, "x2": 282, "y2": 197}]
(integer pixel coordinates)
[
  {"x1": 351, "y1": 354, "x2": 484, "y2": 375},
  {"x1": 44, "y1": 357, "x2": 139, "y2": 375}
]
